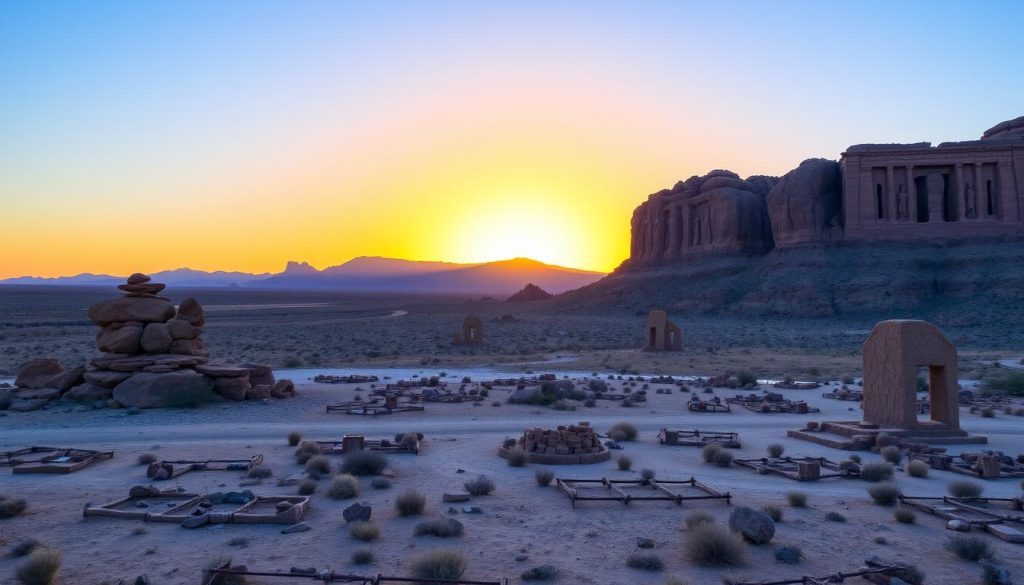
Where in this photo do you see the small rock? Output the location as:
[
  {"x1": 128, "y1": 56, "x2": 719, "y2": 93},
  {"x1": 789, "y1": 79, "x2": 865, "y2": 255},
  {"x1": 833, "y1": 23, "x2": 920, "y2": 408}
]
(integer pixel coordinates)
[
  {"x1": 729, "y1": 506, "x2": 775, "y2": 545},
  {"x1": 462, "y1": 506, "x2": 482, "y2": 514},
  {"x1": 947, "y1": 519, "x2": 971, "y2": 532},
  {"x1": 281, "y1": 522, "x2": 311, "y2": 534},
  {"x1": 443, "y1": 493, "x2": 471, "y2": 502},
  {"x1": 774, "y1": 546, "x2": 802, "y2": 564},
  {"x1": 342, "y1": 502, "x2": 371, "y2": 523},
  {"x1": 181, "y1": 515, "x2": 210, "y2": 529}
]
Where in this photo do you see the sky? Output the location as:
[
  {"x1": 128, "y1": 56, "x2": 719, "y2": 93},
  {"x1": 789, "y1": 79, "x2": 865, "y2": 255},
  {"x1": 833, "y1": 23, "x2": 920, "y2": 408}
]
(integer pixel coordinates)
[{"x1": 2, "y1": 1, "x2": 1023, "y2": 278}]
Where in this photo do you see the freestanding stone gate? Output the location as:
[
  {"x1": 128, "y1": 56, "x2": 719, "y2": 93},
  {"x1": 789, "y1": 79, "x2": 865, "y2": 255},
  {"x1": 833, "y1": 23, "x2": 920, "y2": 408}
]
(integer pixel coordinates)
[
  {"x1": 452, "y1": 315, "x2": 483, "y2": 345},
  {"x1": 788, "y1": 319, "x2": 985, "y2": 449},
  {"x1": 644, "y1": 310, "x2": 682, "y2": 351},
  {"x1": 862, "y1": 320, "x2": 959, "y2": 432}
]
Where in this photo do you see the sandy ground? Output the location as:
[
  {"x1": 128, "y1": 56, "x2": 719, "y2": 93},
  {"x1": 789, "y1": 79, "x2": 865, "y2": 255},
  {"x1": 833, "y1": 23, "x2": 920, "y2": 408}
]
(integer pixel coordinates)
[{"x1": 2, "y1": 375, "x2": 1023, "y2": 585}]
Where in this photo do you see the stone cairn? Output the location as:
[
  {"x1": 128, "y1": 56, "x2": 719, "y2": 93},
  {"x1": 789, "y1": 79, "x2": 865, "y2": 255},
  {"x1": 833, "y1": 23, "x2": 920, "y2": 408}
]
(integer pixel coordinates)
[
  {"x1": 499, "y1": 421, "x2": 610, "y2": 465},
  {"x1": 5, "y1": 273, "x2": 295, "y2": 410}
]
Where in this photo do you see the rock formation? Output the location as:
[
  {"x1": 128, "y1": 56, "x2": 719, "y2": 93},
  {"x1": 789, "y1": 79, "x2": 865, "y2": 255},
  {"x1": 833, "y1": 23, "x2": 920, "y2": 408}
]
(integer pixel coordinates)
[
  {"x1": 5, "y1": 273, "x2": 296, "y2": 411},
  {"x1": 626, "y1": 116, "x2": 1024, "y2": 267},
  {"x1": 506, "y1": 283, "x2": 553, "y2": 302}
]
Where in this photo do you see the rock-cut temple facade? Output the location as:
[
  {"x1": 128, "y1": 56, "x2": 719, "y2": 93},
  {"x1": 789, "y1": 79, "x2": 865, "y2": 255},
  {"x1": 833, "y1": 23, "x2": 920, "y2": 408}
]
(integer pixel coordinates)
[{"x1": 627, "y1": 116, "x2": 1024, "y2": 266}]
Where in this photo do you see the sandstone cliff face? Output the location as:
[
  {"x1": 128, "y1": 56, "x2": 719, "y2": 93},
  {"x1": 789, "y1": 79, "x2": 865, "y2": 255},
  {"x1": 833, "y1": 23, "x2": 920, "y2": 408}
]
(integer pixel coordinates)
[{"x1": 766, "y1": 158, "x2": 843, "y2": 248}]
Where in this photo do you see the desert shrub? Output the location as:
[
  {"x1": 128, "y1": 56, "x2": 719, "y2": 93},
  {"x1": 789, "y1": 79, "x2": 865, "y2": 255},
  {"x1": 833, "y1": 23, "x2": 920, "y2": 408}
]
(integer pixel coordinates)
[
  {"x1": 946, "y1": 534, "x2": 994, "y2": 561},
  {"x1": 327, "y1": 475, "x2": 360, "y2": 500},
  {"x1": 685, "y1": 523, "x2": 745, "y2": 566},
  {"x1": 981, "y1": 407, "x2": 995, "y2": 418},
  {"x1": 294, "y1": 441, "x2": 321, "y2": 464},
  {"x1": 410, "y1": 549, "x2": 467, "y2": 580},
  {"x1": 766, "y1": 443, "x2": 784, "y2": 458},
  {"x1": 340, "y1": 451, "x2": 388, "y2": 476},
  {"x1": 204, "y1": 555, "x2": 247, "y2": 585},
  {"x1": 774, "y1": 545, "x2": 802, "y2": 564},
  {"x1": 297, "y1": 480, "x2": 317, "y2": 495},
  {"x1": 981, "y1": 560, "x2": 1011, "y2": 585},
  {"x1": 608, "y1": 422, "x2": 638, "y2": 441},
  {"x1": 371, "y1": 478, "x2": 392, "y2": 490},
  {"x1": 982, "y1": 371, "x2": 1024, "y2": 396},
  {"x1": 641, "y1": 469, "x2": 655, "y2": 481},
  {"x1": 348, "y1": 520, "x2": 380, "y2": 541},
  {"x1": 247, "y1": 465, "x2": 273, "y2": 478},
  {"x1": 626, "y1": 552, "x2": 664, "y2": 571},
  {"x1": 16, "y1": 548, "x2": 61, "y2": 585},
  {"x1": 685, "y1": 510, "x2": 715, "y2": 530},
  {"x1": 880, "y1": 446, "x2": 903, "y2": 465},
  {"x1": 395, "y1": 431, "x2": 423, "y2": 445},
  {"x1": 464, "y1": 475, "x2": 496, "y2": 496},
  {"x1": 535, "y1": 469, "x2": 554, "y2": 487},
  {"x1": 948, "y1": 480, "x2": 984, "y2": 498},
  {"x1": 351, "y1": 549, "x2": 375, "y2": 565},
  {"x1": 137, "y1": 452, "x2": 157, "y2": 465},
  {"x1": 849, "y1": 454, "x2": 862, "y2": 463},
  {"x1": 713, "y1": 450, "x2": 733, "y2": 467},
  {"x1": 907, "y1": 460, "x2": 930, "y2": 478},
  {"x1": 0, "y1": 392, "x2": 12, "y2": 411},
  {"x1": 583, "y1": 398, "x2": 596, "y2": 407},
  {"x1": 617, "y1": 455, "x2": 633, "y2": 471},
  {"x1": 0, "y1": 496, "x2": 28, "y2": 519},
  {"x1": 893, "y1": 507, "x2": 916, "y2": 524},
  {"x1": 860, "y1": 461, "x2": 894, "y2": 482},
  {"x1": 737, "y1": 371, "x2": 758, "y2": 386},
  {"x1": 414, "y1": 517, "x2": 464, "y2": 537},
  {"x1": 825, "y1": 511, "x2": 847, "y2": 522},
  {"x1": 839, "y1": 459, "x2": 859, "y2": 473},
  {"x1": 761, "y1": 505, "x2": 783, "y2": 522},
  {"x1": 550, "y1": 399, "x2": 575, "y2": 411},
  {"x1": 521, "y1": 564, "x2": 559, "y2": 580},
  {"x1": 868, "y1": 482, "x2": 901, "y2": 506},
  {"x1": 786, "y1": 491, "x2": 808, "y2": 508},
  {"x1": 702, "y1": 444, "x2": 722, "y2": 463},
  {"x1": 395, "y1": 490, "x2": 426, "y2": 516},
  {"x1": 12, "y1": 539, "x2": 39, "y2": 557},
  {"x1": 305, "y1": 455, "x2": 332, "y2": 476},
  {"x1": 287, "y1": 432, "x2": 302, "y2": 446},
  {"x1": 505, "y1": 446, "x2": 528, "y2": 467}
]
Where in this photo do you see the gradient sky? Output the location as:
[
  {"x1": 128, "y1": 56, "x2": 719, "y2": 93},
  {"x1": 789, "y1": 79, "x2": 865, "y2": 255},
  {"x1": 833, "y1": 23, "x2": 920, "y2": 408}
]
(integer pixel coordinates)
[{"x1": 2, "y1": 1, "x2": 1023, "y2": 278}]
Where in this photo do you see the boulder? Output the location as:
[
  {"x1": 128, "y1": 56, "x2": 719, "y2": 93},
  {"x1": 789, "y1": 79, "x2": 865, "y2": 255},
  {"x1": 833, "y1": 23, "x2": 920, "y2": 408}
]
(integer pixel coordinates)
[
  {"x1": 246, "y1": 385, "x2": 272, "y2": 400},
  {"x1": 127, "y1": 273, "x2": 151, "y2": 285},
  {"x1": 16, "y1": 387, "x2": 61, "y2": 400},
  {"x1": 196, "y1": 364, "x2": 250, "y2": 378},
  {"x1": 112, "y1": 370, "x2": 218, "y2": 409},
  {"x1": 140, "y1": 323, "x2": 173, "y2": 354},
  {"x1": 89, "y1": 296, "x2": 176, "y2": 326},
  {"x1": 118, "y1": 282, "x2": 166, "y2": 295},
  {"x1": 84, "y1": 369, "x2": 133, "y2": 388},
  {"x1": 9, "y1": 399, "x2": 46, "y2": 412},
  {"x1": 766, "y1": 158, "x2": 843, "y2": 248},
  {"x1": 169, "y1": 338, "x2": 206, "y2": 356},
  {"x1": 243, "y1": 364, "x2": 275, "y2": 387},
  {"x1": 342, "y1": 502, "x2": 372, "y2": 524},
  {"x1": 96, "y1": 322, "x2": 144, "y2": 354},
  {"x1": 48, "y1": 363, "x2": 86, "y2": 392},
  {"x1": 167, "y1": 318, "x2": 200, "y2": 340},
  {"x1": 15, "y1": 358, "x2": 64, "y2": 389},
  {"x1": 176, "y1": 298, "x2": 205, "y2": 326},
  {"x1": 152, "y1": 355, "x2": 201, "y2": 367},
  {"x1": 271, "y1": 379, "x2": 296, "y2": 398},
  {"x1": 108, "y1": 357, "x2": 157, "y2": 372},
  {"x1": 214, "y1": 376, "x2": 249, "y2": 401},
  {"x1": 64, "y1": 383, "x2": 114, "y2": 403},
  {"x1": 728, "y1": 506, "x2": 775, "y2": 544},
  {"x1": 506, "y1": 283, "x2": 553, "y2": 302},
  {"x1": 508, "y1": 387, "x2": 537, "y2": 403}
]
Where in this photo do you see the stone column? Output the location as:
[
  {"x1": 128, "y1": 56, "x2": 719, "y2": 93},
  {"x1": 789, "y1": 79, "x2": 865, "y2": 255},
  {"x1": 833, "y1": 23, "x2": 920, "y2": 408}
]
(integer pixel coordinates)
[
  {"x1": 885, "y1": 166, "x2": 894, "y2": 221},
  {"x1": 955, "y1": 164, "x2": 964, "y2": 220},
  {"x1": 680, "y1": 204, "x2": 691, "y2": 253},
  {"x1": 665, "y1": 204, "x2": 678, "y2": 259},
  {"x1": 974, "y1": 162, "x2": 985, "y2": 220}
]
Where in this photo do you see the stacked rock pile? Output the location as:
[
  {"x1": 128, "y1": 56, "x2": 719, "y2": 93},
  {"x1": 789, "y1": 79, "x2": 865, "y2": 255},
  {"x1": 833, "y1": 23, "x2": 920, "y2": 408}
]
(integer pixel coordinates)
[
  {"x1": 3, "y1": 273, "x2": 295, "y2": 410},
  {"x1": 499, "y1": 421, "x2": 610, "y2": 465}
]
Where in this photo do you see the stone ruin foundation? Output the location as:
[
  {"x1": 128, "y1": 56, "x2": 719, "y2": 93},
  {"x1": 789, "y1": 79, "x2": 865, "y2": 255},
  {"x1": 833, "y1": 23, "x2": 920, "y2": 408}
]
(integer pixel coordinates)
[
  {"x1": 5, "y1": 273, "x2": 295, "y2": 410},
  {"x1": 644, "y1": 309, "x2": 682, "y2": 351},
  {"x1": 789, "y1": 319, "x2": 986, "y2": 449},
  {"x1": 499, "y1": 422, "x2": 610, "y2": 464}
]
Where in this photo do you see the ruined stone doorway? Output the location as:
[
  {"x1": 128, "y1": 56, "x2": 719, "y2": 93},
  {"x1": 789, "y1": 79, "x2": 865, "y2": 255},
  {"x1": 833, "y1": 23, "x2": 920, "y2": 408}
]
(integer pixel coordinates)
[{"x1": 914, "y1": 176, "x2": 929, "y2": 222}]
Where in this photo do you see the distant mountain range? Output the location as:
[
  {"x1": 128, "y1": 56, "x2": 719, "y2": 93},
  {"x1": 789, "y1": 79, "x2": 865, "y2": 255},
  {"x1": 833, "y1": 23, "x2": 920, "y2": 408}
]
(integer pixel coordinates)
[{"x1": 1, "y1": 257, "x2": 605, "y2": 295}]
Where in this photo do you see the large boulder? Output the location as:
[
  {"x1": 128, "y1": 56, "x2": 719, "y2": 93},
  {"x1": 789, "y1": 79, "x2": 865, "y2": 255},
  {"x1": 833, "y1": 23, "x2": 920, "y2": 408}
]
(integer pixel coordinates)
[
  {"x1": 176, "y1": 298, "x2": 205, "y2": 326},
  {"x1": 169, "y1": 338, "x2": 206, "y2": 356},
  {"x1": 271, "y1": 379, "x2": 296, "y2": 398},
  {"x1": 96, "y1": 322, "x2": 144, "y2": 354},
  {"x1": 766, "y1": 158, "x2": 843, "y2": 248},
  {"x1": 243, "y1": 364, "x2": 275, "y2": 387},
  {"x1": 48, "y1": 363, "x2": 86, "y2": 392},
  {"x1": 167, "y1": 318, "x2": 200, "y2": 340},
  {"x1": 15, "y1": 358, "x2": 64, "y2": 389},
  {"x1": 728, "y1": 506, "x2": 775, "y2": 544},
  {"x1": 89, "y1": 297, "x2": 176, "y2": 326},
  {"x1": 214, "y1": 376, "x2": 249, "y2": 401},
  {"x1": 112, "y1": 370, "x2": 218, "y2": 409},
  {"x1": 64, "y1": 383, "x2": 114, "y2": 403},
  {"x1": 140, "y1": 323, "x2": 173, "y2": 354},
  {"x1": 84, "y1": 369, "x2": 133, "y2": 388}
]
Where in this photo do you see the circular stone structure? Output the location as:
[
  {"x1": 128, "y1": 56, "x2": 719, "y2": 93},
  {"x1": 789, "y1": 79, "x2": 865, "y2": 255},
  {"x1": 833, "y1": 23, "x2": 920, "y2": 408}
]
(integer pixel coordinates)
[{"x1": 499, "y1": 422, "x2": 610, "y2": 465}]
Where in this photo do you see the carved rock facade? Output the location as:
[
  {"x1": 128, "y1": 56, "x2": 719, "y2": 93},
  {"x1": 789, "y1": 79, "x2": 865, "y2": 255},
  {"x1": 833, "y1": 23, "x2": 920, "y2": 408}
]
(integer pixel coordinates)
[{"x1": 626, "y1": 117, "x2": 1024, "y2": 266}]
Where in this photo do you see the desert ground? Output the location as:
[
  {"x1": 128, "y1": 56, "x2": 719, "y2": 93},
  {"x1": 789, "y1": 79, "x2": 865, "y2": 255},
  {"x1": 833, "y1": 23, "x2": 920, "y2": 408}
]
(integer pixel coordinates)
[{"x1": 2, "y1": 287, "x2": 1024, "y2": 584}]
